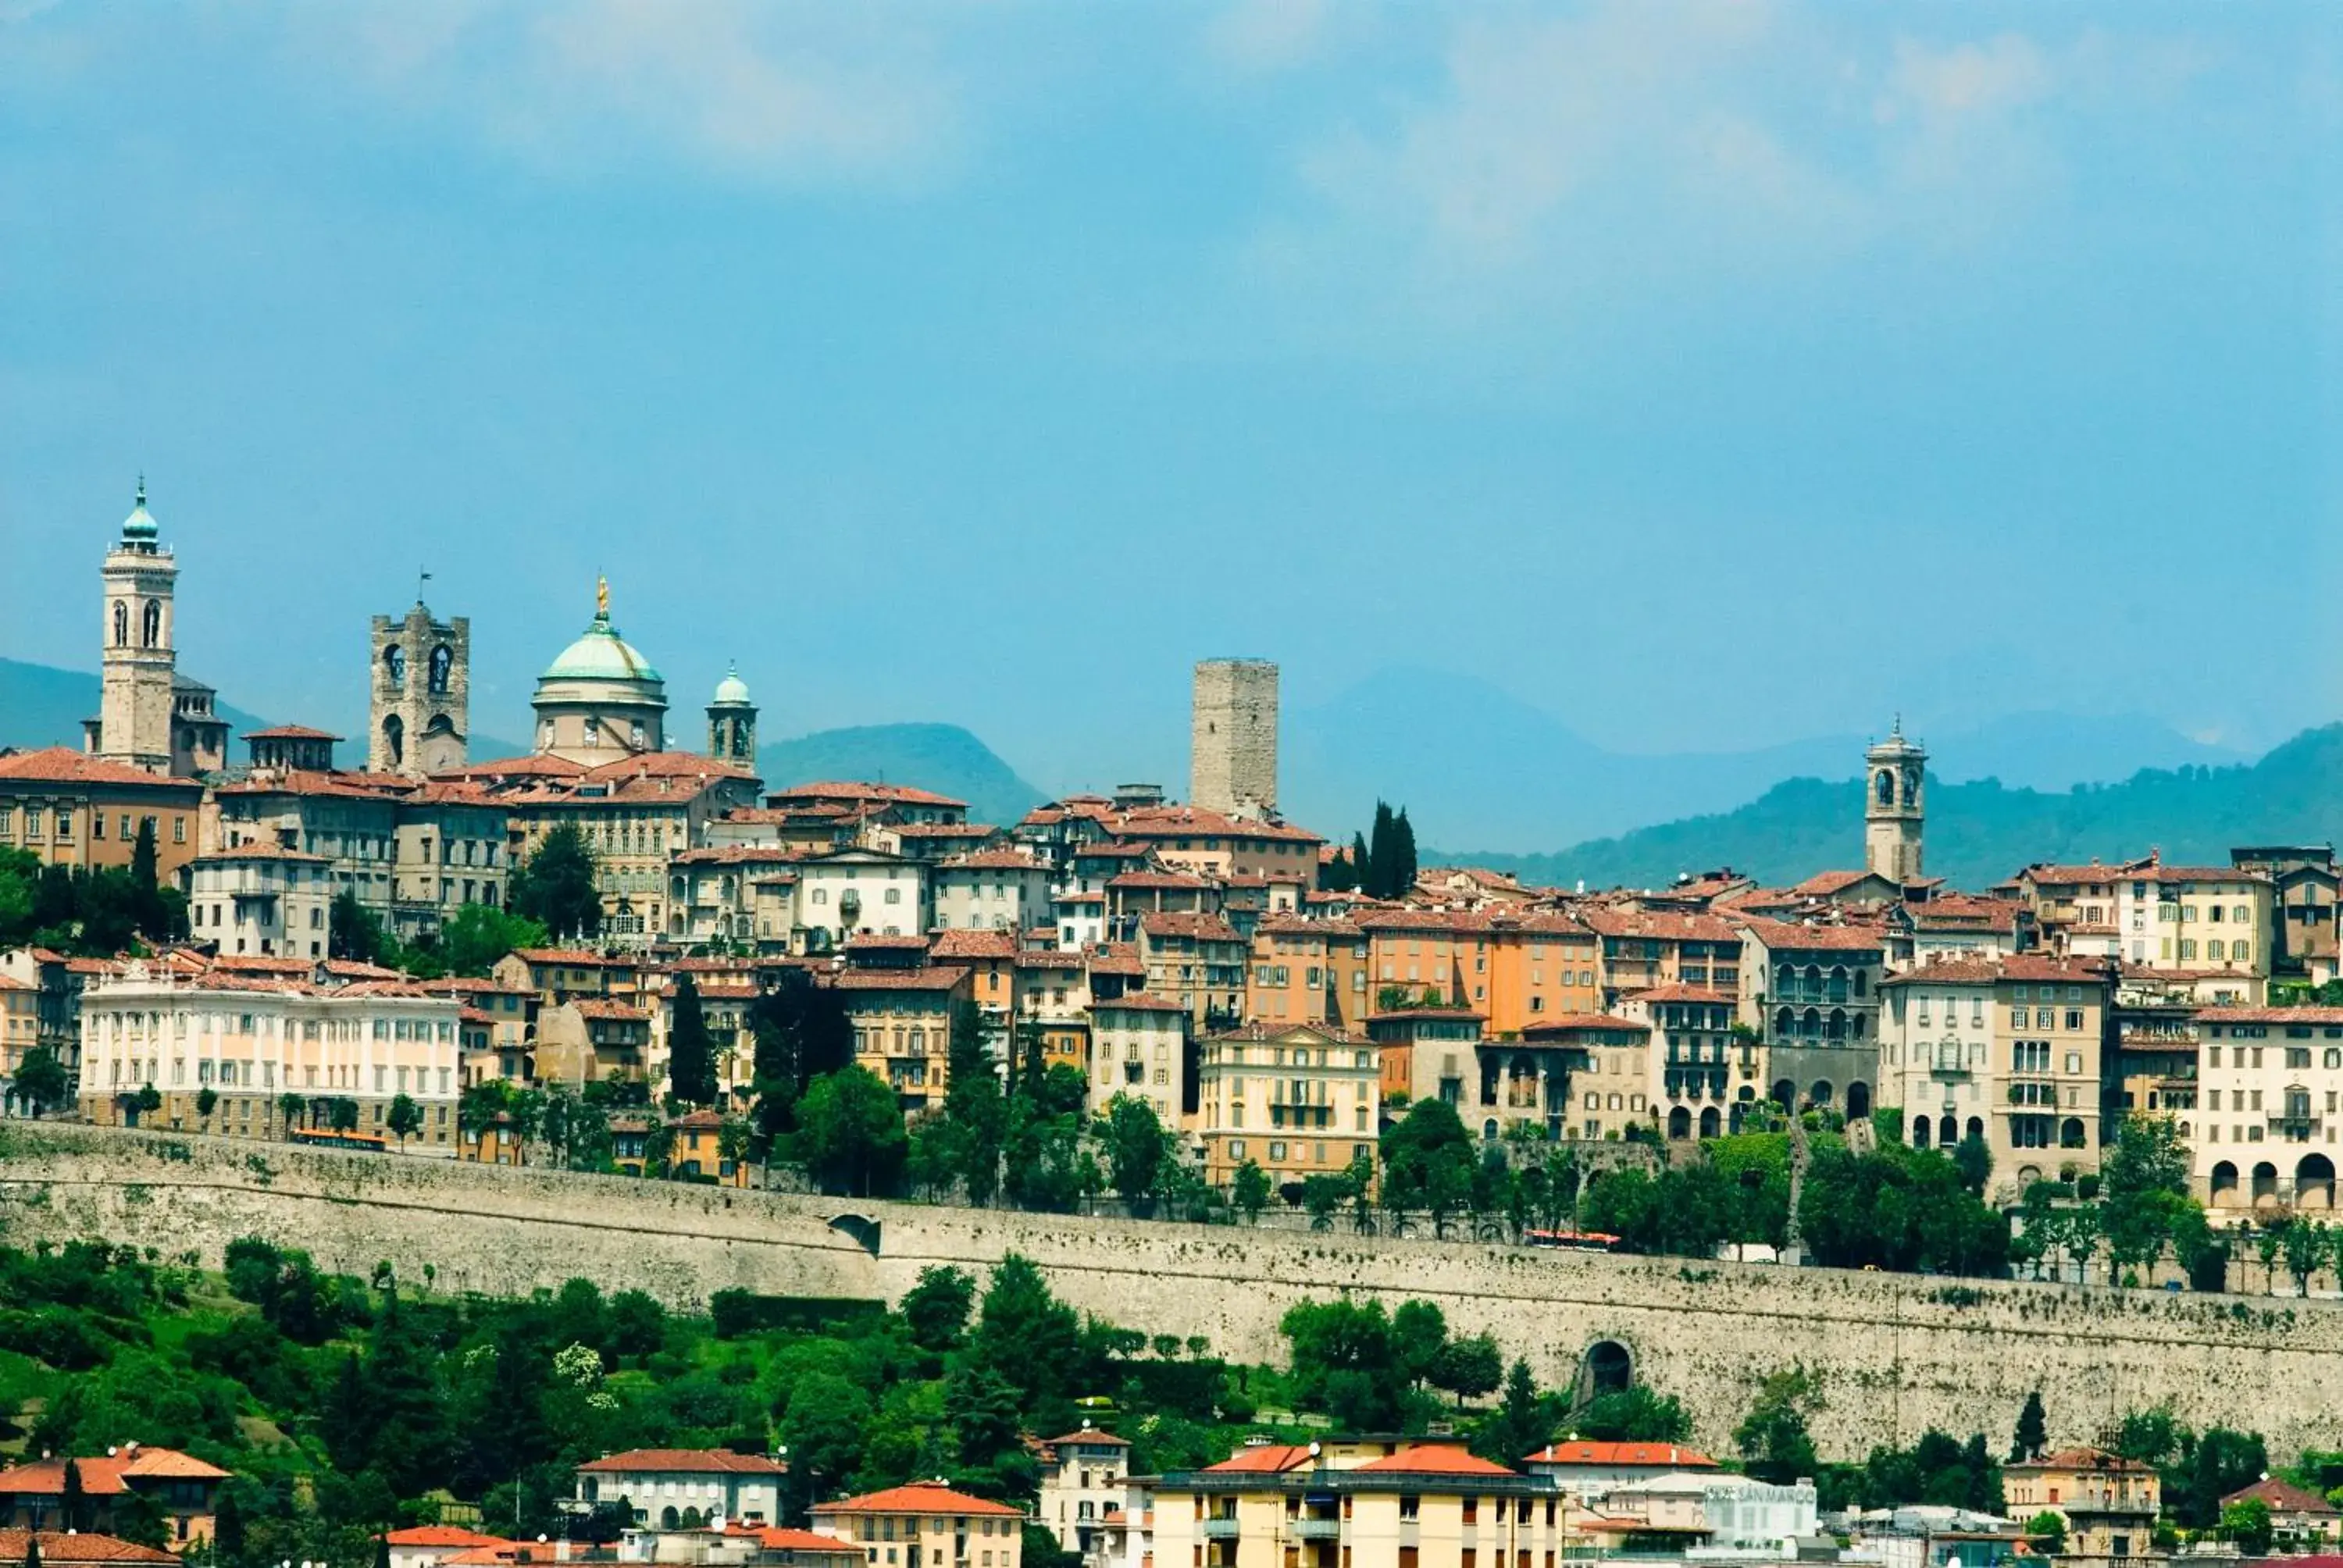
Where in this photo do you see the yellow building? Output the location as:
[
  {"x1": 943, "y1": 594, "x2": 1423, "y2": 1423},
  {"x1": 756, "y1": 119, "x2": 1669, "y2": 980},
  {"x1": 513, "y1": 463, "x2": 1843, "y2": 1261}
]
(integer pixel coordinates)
[
  {"x1": 1521, "y1": 1016, "x2": 1653, "y2": 1142},
  {"x1": 0, "y1": 748, "x2": 204, "y2": 879},
  {"x1": 0, "y1": 976, "x2": 37, "y2": 1101},
  {"x1": 1197, "y1": 1021, "x2": 1378, "y2": 1188},
  {"x1": 2003, "y1": 1448, "x2": 2159, "y2": 1563},
  {"x1": 810, "y1": 1481, "x2": 1024, "y2": 1568},
  {"x1": 1157, "y1": 1442, "x2": 1575, "y2": 1568},
  {"x1": 836, "y1": 966, "x2": 970, "y2": 1113}
]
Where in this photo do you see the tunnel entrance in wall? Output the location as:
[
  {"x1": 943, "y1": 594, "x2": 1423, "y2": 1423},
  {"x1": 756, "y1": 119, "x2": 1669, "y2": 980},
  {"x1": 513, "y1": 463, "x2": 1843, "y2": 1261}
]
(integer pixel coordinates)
[
  {"x1": 1573, "y1": 1339, "x2": 1635, "y2": 1407},
  {"x1": 826, "y1": 1213, "x2": 883, "y2": 1257}
]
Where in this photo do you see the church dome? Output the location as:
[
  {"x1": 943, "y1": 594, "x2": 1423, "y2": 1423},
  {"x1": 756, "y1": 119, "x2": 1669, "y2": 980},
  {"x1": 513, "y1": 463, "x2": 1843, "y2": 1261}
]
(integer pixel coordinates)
[
  {"x1": 540, "y1": 579, "x2": 662, "y2": 685},
  {"x1": 122, "y1": 479, "x2": 158, "y2": 544},
  {"x1": 711, "y1": 663, "x2": 752, "y2": 707}
]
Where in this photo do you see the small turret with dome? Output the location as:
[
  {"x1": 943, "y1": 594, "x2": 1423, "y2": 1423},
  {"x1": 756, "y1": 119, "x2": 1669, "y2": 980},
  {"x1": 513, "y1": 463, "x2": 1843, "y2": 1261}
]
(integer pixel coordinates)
[
  {"x1": 119, "y1": 477, "x2": 162, "y2": 553},
  {"x1": 530, "y1": 576, "x2": 670, "y2": 764},
  {"x1": 707, "y1": 661, "x2": 758, "y2": 763}
]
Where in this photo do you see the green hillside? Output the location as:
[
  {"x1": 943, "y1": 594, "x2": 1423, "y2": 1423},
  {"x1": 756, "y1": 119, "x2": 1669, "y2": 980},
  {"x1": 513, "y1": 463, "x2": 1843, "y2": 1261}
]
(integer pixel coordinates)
[
  {"x1": 1453, "y1": 723, "x2": 2343, "y2": 893},
  {"x1": 0, "y1": 656, "x2": 269, "y2": 750},
  {"x1": 758, "y1": 722, "x2": 1044, "y2": 828}
]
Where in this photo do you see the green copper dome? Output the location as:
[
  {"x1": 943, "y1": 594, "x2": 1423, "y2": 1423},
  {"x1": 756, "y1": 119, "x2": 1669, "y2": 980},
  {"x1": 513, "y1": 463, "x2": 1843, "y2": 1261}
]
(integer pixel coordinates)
[
  {"x1": 540, "y1": 578, "x2": 662, "y2": 684},
  {"x1": 122, "y1": 479, "x2": 158, "y2": 544}
]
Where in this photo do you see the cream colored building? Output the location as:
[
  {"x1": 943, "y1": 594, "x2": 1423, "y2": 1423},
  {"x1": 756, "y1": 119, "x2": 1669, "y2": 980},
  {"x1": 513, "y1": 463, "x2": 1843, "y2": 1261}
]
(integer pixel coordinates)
[
  {"x1": 2195, "y1": 1005, "x2": 2343, "y2": 1219},
  {"x1": 2020, "y1": 854, "x2": 2272, "y2": 992},
  {"x1": 186, "y1": 843, "x2": 334, "y2": 960},
  {"x1": 933, "y1": 849, "x2": 1054, "y2": 934},
  {"x1": 1196, "y1": 1021, "x2": 1378, "y2": 1188},
  {"x1": 1157, "y1": 1442, "x2": 1573, "y2": 1568},
  {"x1": 1088, "y1": 992, "x2": 1186, "y2": 1124},
  {"x1": 808, "y1": 1481, "x2": 1024, "y2": 1568},
  {"x1": 2004, "y1": 1449, "x2": 2159, "y2": 1563},
  {"x1": 1882, "y1": 955, "x2": 2110, "y2": 1196},
  {"x1": 77, "y1": 961, "x2": 462, "y2": 1149},
  {"x1": 1518, "y1": 1015, "x2": 1651, "y2": 1142}
]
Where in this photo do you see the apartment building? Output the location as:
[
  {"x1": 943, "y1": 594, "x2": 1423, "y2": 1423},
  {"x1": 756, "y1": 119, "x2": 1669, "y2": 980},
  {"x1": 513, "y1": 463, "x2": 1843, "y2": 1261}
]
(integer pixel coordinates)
[
  {"x1": 1196, "y1": 1021, "x2": 1378, "y2": 1188},
  {"x1": 1086, "y1": 993, "x2": 1187, "y2": 1124},
  {"x1": 808, "y1": 1481, "x2": 1022, "y2": 1568},
  {"x1": 2195, "y1": 1005, "x2": 2343, "y2": 1218},
  {"x1": 1107, "y1": 805, "x2": 1323, "y2": 881},
  {"x1": 1581, "y1": 909, "x2": 1743, "y2": 1010},
  {"x1": 1616, "y1": 986, "x2": 1749, "y2": 1143},
  {"x1": 1246, "y1": 916, "x2": 1371, "y2": 1030},
  {"x1": 933, "y1": 849, "x2": 1054, "y2": 934},
  {"x1": 2003, "y1": 1449, "x2": 2159, "y2": 1564},
  {"x1": 1037, "y1": 1427, "x2": 1132, "y2": 1558},
  {"x1": 1739, "y1": 918, "x2": 1885, "y2": 1118},
  {"x1": 0, "y1": 748, "x2": 205, "y2": 879},
  {"x1": 1156, "y1": 1443, "x2": 1572, "y2": 1568},
  {"x1": 185, "y1": 843, "x2": 334, "y2": 959},
  {"x1": 836, "y1": 967, "x2": 970, "y2": 1113},
  {"x1": 1482, "y1": 913, "x2": 1603, "y2": 1035},
  {"x1": 2020, "y1": 854, "x2": 2271, "y2": 994},
  {"x1": 1520, "y1": 1015, "x2": 1653, "y2": 1141},
  {"x1": 1138, "y1": 913, "x2": 1248, "y2": 1028},
  {"x1": 77, "y1": 960, "x2": 462, "y2": 1147}
]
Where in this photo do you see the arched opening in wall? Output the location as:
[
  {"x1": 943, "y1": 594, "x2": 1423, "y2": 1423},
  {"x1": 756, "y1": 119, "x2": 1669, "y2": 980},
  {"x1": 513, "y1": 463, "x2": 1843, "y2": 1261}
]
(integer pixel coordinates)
[
  {"x1": 827, "y1": 1213, "x2": 883, "y2": 1256},
  {"x1": 141, "y1": 599, "x2": 160, "y2": 648},
  {"x1": 1808, "y1": 1080, "x2": 1834, "y2": 1109},
  {"x1": 1876, "y1": 769, "x2": 1895, "y2": 807},
  {"x1": 1846, "y1": 1082, "x2": 1871, "y2": 1120},
  {"x1": 112, "y1": 601, "x2": 128, "y2": 647},
  {"x1": 1667, "y1": 1107, "x2": 1692, "y2": 1140},
  {"x1": 1483, "y1": 1119, "x2": 1500, "y2": 1142},
  {"x1": 381, "y1": 715, "x2": 405, "y2": 768},
  {"x1": 1938, "y1": 1114, "x2": 1958, "y2": 1148},
  {"x1": 1912, "y1": 1117, "x2": 1931, "y2": 1148},
  {"x1": 2059, "y1": 1117, "x2": 2086, "y2": 1149},
  {"x1": 2252, "y1": 1162, "x2": 2281, "y2": 1209},
  {"x1": 2017, "y1": 1164, "x2": 2042, "y2": 1188},
  {"x1": 1967, "y1": 1117, "x2": 1986, "y2": 1144},
  {"x1": 1699, "y1": 1107, "x2": 1720, "y2": 1139},
  {"x1": 1576, "y1": 1339, "x2": 1633, "y2": 1406},
  {"x1": 2298, "y1": 1153, "x2": 2336, "y2": 1210},
  {"x1": 1771, "y1": 1080, "x2": 1796, "y2": 1110},
  {"x1": 429, "y1": 644, "x2": 453, "y2": 693},
  {"x1": 2209, "y1": 1161, "x2": 2240, "y2": 1204},
  {"x1": 660, "y1": 1508, "x2": 679, "y2": 1530},
  {"x1": 383, "y1": 643, "x2": 406, "y2": 687}
]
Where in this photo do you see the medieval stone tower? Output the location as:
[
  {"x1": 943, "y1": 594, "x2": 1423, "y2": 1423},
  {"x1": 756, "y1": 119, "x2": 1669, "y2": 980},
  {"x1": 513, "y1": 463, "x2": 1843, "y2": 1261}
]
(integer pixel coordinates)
[
  {"x1": 1190, "y1": 657, "x2": 1278, "y2": 818},
  {"x1": 1864, "y1": 721, "x2": 1926, "y2": 884},
  {"x1": 369, "y1": 602, "x2": 470, "y2": 777},
  {"x1": 706, "y1": 664, "x2": 758, "y2": 764},
  {"x1": 92, "y1": 480, "x2": 179, "y2": 775}
]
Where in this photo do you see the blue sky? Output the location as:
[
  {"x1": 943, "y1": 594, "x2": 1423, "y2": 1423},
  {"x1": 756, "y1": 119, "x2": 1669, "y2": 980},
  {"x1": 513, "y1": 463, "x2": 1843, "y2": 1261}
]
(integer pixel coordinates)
[{"x1": 2, "y1": 0, "x2": 2338, "y2": 793}]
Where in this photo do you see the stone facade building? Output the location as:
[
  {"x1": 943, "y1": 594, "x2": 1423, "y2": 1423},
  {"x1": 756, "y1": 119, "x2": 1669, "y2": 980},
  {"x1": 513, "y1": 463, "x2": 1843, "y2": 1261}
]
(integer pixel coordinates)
[
  {"x1": 370, "y1": 600, "x2": 470, "y2": 777},
  {"x1": 1189, "y1": 657, "x2": 1278, "y2": 819}
]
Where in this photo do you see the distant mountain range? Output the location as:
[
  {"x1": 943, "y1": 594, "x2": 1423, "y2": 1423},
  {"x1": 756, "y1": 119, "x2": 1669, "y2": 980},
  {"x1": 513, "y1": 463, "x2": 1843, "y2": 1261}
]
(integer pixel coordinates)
[
  {"x1": 0, "y1": 655, "x2": 273, "y2": 750},
  {"x1": 1282, "y1": 666, "x2": 2248, "y2": 851},
  {"x1": 1443, "y1": 724, "x2": 2343, "y2": 893}
]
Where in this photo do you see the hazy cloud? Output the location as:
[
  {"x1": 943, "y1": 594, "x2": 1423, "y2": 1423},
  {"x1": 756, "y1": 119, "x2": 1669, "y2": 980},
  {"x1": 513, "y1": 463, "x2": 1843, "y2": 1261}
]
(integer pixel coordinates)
[{"x1": 1206, "y1": 0, "x2": 1332, "y2": 74}]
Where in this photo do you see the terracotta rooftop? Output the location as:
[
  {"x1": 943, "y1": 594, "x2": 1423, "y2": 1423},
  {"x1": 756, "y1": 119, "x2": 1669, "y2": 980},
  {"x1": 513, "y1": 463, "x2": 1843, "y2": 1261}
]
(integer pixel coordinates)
[
  {"x1": 0, "y1": 748, "x2": 204, "y2": 789},
  {"x1": 576, "y1": 1449, "x2": 786, "y2": 1475},
  {"x1": 1522, "y1": 1441, "x2": 1717, "y2": 1469},
  {"x1": 808, "y1": 1481, "x2": 1018, "y2": 1516}
]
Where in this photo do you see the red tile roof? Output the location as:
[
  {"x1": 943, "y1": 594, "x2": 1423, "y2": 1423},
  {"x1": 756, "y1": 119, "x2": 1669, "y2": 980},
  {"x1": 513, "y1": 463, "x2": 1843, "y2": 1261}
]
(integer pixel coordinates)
[
  {"x1": 1735, "y1": 916, "x2": 1885, "y2": 953},
  {"x1": 830, "y1": 968, "x2": 968, "y2": 992},
  {"x1": 1352, "y1": 1445, "x2": 1517, "y2": 1477},
  {"x1": 385, "y1": 1527, "x2": 515, "y2": 1549},
  {"x1": 929, "y1": 929, "x2": 1019, "y2": 960},
  {"x1": 771, "y1": 781, "x2": 968, "y2": 809},
  {"x1": 2006, "y1": 1446, "x2": 2156, "y2": 1474},
  {"x1": 1092, "y1": 991, "x2": 1186, "y2": 1014},
  {"x1": 0, "y1": 1532, "x2": 181, "y2": 1565},
  {"x1": 809, "y1": 1481, "x2": 1019, "y2": 1516},
  {"x1": 0, "y1": 749, "x2": 201, "y2": 789},
  {"x1": 243, "y1": 724, "x2": 343, "y2": 740},
  {"x1": 1199, "y1": 1445, "x2": 1315, "y2": 1475},
  {"x1": 0, "y1": 1448, "x2": 230, "y2": 1495},
  {"x1": 1522, "y1": 1441, "x2": 1717, "y2": 1470},
  {"x1": 1045, "y1": 1428, "x2": 1132, "y2": 1447},
  {"x1": 1139, "y1": 912, "x2": 1240, "y2": 943},
  {"x1": 1623, "y1": 985, "x2": 1737, "y2": 1006},
  {"x1": 1111, "y1": 806, "x2": 1322, "y2": 845}
]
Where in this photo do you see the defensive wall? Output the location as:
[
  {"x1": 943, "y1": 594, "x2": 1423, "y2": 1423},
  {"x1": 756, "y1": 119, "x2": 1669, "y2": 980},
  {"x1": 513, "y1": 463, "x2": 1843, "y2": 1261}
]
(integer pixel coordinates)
[{"x1": 7, "y1": 1122, "x2": 2341, "y2": 1460}]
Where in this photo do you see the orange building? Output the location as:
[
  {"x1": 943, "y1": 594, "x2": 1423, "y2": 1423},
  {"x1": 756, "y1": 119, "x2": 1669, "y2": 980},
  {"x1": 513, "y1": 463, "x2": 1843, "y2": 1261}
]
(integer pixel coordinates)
[
  {"x1": 0, "y1": 749, "x2": 204, "y2": 880},
  {"x1": 1246, "y1": 915, "x2": 1371, "y2": 1028}
]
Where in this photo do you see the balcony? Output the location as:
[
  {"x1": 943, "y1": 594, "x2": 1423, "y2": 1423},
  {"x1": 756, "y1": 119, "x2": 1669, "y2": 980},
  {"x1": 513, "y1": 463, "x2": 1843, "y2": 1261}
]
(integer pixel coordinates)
[
  {"x1": 1202, "y1": 1519, "x2": 1240, "y2": 1540},
  {"x1": 1289, "y1": 1520, "x2": 1341, "y2": 1541}
]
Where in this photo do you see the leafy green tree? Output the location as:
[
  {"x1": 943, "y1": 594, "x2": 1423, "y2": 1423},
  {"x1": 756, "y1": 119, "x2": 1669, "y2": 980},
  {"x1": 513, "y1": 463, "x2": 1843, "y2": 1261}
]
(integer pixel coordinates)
[
  {"x1": 508, "y1": 824, "x2": 601, "y2": 940},
  {"x1": 972, "y1": 1254, "x2": 1082, "y2": 1409},
  {"x1": 1381, "y1": 1098, "x2": 1475, "y2": 1238},
  {"x1": 1735, "y1": 1369, "x2": 1821, "y2": 1485},
  {"x1": 1430, "y1": 1334, "x2": 1503, "y2": 1406},
  {"x1": 387, "y1": 1094, "x2": 424, "y2": 1146},
  {"x1": 14, "y1": 1046, "x2": 70, "y2": 1117},
  {"x1": 329, "y1": 1097, "x2": 362, "y2": 1133},
  {"x1": 900, "y1": 1265, "x2": 976, "y2": 1355},
  {"x1": 2222, "y1": 1496, "x2": 2273, "y2": 1554},
  {"x1": 1952, "y1": 1133, "x2": 1992, "y2": 1196},
  {"x1": 276, "y1": 1090, "x2": 305, "y2": 1130},
  {"x1": 1233, "y1": 1160, "x2": 1272, "y2": 1224},
  {"x1": 667, "y1": 972, "x2": 719, "y2": 1106},
  {"x1": 195, "y1": 1086, "x2": 219, "y2": 1124},
  {"x1": 1103, "y1": 1095, "x2": 1171, "y2": 1203},
  {"x1": 2027, "y1": 1511, "x2": 2067, "y2": 1552},
  {"x1": 435, "y1": 904, "x2": 549, "y2": 977},
  {"x1": 330, "y1": 889, "x2": 393, "y2": 966},
  {"x1": 2283, "y1": 1216, "x2": 2330, "y2": 1294},
  {"x1": 789, "y1": 1067, "x2": 908, "y2": 1196},
  {"x1": 1471, "y1": 1360, "x2": 1557, "y2": 1466},
  {"x1": 1577, "y1": 1385, "x2": 1693, "y2": 1443},
  {"x1": 2012, "y1": 1390, "x2": 2048, "y2": 1462}
]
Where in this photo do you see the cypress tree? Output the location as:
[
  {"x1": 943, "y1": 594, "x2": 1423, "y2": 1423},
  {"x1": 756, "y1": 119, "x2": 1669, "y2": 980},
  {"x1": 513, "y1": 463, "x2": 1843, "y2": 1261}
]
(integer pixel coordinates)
[
  {"x1": 59, "y1": 1460, "x2": 85, "y2": 1532},
  {"x1": 1391, "y1": 807, "x2": 1419, "y2": 894},
  {"x1": 1350, "y1": 832, "x2": 1371, "y2": 895},
  {"x1": 667, "y1": 972, "x2": 719, "y2": 1106},
  {"x1": 1367, "y1": 804, "x2": 1395, "y2": 898}
]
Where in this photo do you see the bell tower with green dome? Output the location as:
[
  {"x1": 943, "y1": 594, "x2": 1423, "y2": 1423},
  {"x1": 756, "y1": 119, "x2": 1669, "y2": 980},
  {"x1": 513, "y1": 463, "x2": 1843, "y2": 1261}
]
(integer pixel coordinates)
[
  {"x1": 706, "y1": 664, "x2": 758, "y2": 763},
  {"x1": 88, "y1": 479, "x2": 179, "y2": 774},
  {"x1": 529, "y1": 576, "x2": 669, "y2": 764}
]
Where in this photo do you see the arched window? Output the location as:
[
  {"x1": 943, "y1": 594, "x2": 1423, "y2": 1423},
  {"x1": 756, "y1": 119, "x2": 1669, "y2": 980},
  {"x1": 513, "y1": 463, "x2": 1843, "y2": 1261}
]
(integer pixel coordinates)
[
  {"x1": 1482, "y1": 1119, "x2": 1500, "y2": 1141},
  {"x1": 2059, "y1": 1117, "x2": 2086, "y2": 1149},
  {"x1": 1809, "y1": 1079, "x2": 1833, "y2": 1107},
  {"x1": 1912, "y1": 1117, "x2": 1932, "y2": 1148},
  {"x1": 1699, "y1": 1107, "x2": 1721, "y2": 1139},
  {"x1": 1875, "y1": 769, "x2": 1895, "y2": 806},
  {"x1": 141, "y1": 598, "x2": 161, "y2": 647},
  {"x1": 383, "y1": 643, "x2": 406, "y2": 687},
  {"x1": 1939, "y1": 1114, "x2": 1958, "y2": 1147},
  {"x1": 428, "y1": 644, "x2": 453, "y2": 693},
  {"x1": 112, "y1": 600, "x2": 127, "y2": 646},
  {"x1": 1667, "y1": 1107, "x2": 1692, "y2": 1140},
  {"x1": 382, "y1": 714, "x2": 405, "y2": 768},
  {"x1": 1846, "y1": 1082, "x2": 1871, "y2": 1120}
]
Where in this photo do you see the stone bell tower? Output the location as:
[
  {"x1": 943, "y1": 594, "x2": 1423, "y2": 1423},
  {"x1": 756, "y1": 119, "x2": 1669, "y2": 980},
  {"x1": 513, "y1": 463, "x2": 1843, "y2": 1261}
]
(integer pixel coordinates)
[
  {"x1": 90, "y1": 479, "x2": 179, "y2": 775},
  {"x1": 1863, "y1": 720, "x2": 1926, "y2": 884},
  {"x1": 369, "y1": 600, "x2": 470, "y2": 777}
]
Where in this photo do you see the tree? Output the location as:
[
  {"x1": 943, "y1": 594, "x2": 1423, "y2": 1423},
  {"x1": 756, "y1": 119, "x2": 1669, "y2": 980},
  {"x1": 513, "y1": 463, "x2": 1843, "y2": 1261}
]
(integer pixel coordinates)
[
  {"x1": 1104, "y1": 1096, "x2": 1171, "y2": 1203},
  {"x1": 2221, "y1": 1496, "x2": 2273, "y2": 1555},
  {"x1": 1577, "y1": 1386, "x2": 1693, "y2": 1444},
  {"x1": 1471, "y1": 1360, "x2": 1556, "y2": 1466},
  {"x1": 387, "y1": 1094, "x2": 424, "y2": 1147},
  {"x1": 276, "y1": 1090, "x2": 306, "y2": 1130},
  {"x1": 972, "y1": 1254, "x2": 1082, "y2": 1409},
  {"x1": 1952, "y1": 1133, "x2": 1992, "y2": 1197},
  {"x1": 1233, "y1": 1160, "x2": 1272, "y2": 1224},
  {"x1": 330, "y1": 889, "x2": 392, "y2": 967},
  {"x1": 1388, "y1": 807, "x2": 1418, "y2": 896},
  {"x1": 195, "y1": 1086, "x2": 219, "y2": 1125},
  {"x1": 1366, "y1": 804, "x2": 1396, "y2": 899},
  {"x1": 1349, "y1": 832, "x2": 1372, "y2": 897},
  {"x1": 329, "y1": 1097, "x2": 362, "y2": 1133},
  {"x1": 2026, "y1": 1511, "x2": 2067, "y2": 1553},
  {"x1": 1430, "y1": 1334, "x2": 1503, "y2": 1406},
  {"x1": 2283, "y1": 1216, "x2": 2330, "y2": 1295},
  {"x1": 1735, "y1": 1370, "x2": 1821, "y2": 1485},
  {"x1": 667, "y1": 973, "x2": 719, "y2": 1107},
  {"x1": 128, "y1": 818, "x2": 171, "y2": 940},
  {"x1": 900, "y1": 1264, "x2": 975, "y2": 1355},
  {"x1": 61, "y1": 1459, "x2": 88, "y2": 1531},
  {"x1": 435, "y1": 903, "x2": 549, "y2": 977},
  {"x1": 13, "y1": 1046, "x2": 69, "y2": 1118},
  {"x1": 1381, "y1": 1099, "x2": 1476, "y2": 1238},
  {"x1": 2012, "y1": 1390, "x2": 2048, "y2": 1463},
  {"x1": 789, "y1": 1067, "x2": 907, "y2": 1196},
  {"x1": 508, "y1": 824, "x2": 601, "y2": 940}
]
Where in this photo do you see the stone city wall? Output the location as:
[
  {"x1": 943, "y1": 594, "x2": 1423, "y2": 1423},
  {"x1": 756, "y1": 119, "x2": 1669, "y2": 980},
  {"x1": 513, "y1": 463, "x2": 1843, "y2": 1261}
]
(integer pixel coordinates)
[{"x1": 8, "y1": 1123, "x2": 2341, "y2": 1460}]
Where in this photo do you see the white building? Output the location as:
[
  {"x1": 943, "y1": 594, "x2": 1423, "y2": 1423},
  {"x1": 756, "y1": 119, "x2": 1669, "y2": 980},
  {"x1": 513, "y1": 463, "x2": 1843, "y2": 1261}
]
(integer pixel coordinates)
[
  {"x1": 796, "y1": 847, "x2": 930, "y2": 945},
  {"x1": 1086, "y1": 993, "x2": 1186, "y2": 1123},
  {"x1": 186, "y1": 843, "x2": 334, "y2": 960},
  {"x1": 1038, "y1": 1426, "x2": 1132, "y2": 1556},
  {"x1": 77, "y1": 960, "x2": 462, "y2": 1149},
  {"x1": 932, "y1": 848, "x2": 1054, "y2": 934},
  {"x1": 576, "y1": 1450, "x2": 789, "y2": 1530}
]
